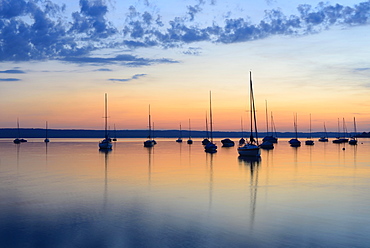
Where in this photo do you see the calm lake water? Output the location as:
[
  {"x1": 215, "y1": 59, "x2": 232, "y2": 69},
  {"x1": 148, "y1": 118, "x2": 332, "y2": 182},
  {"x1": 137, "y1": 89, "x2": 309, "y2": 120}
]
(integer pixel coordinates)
[{"x1": 1, "y1": 138, "x2": 370, "y2": 248}]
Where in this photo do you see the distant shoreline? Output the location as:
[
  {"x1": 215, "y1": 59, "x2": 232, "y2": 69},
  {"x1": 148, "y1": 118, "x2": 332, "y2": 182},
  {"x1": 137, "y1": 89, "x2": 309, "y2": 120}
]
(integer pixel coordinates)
[{"x1": 1, "y1": 128, "x2": 368, "y2": 139}]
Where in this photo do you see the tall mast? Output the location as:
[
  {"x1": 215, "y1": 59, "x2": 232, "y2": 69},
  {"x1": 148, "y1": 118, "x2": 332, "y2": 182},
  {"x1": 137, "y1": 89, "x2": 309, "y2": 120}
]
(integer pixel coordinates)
[
  {"x1": 189, "y1": 119, "x2": 191, "y2": 138},
  {"x1": 179, "y1": 123, "x2": 182, "y2": 138},
  {"x1": 209, "y1": 91, "x2": 213, "y2": 142},
  {"x1": 104, "y1": 93, "x2": 108, "y2": 139},
  {"x1": 294, "y1": 113, "x2": 298, "y2": 139},
  {"x1": 309, "y1": 113, "x2": 312, "y2": 138},
  {"x1": 265, "y1": 100, "x2": 269, "y2": 136},
  {"x1": 343, "y1": 118, "x2": 347, "y2": 138},
  {"x1": 45, "y1": 121, "x2": 48, "y2": 139},
  {"x1": 240, "y1": 117, "x2": 244, "y2": 137},
  {"x1": 148, "y1": 105, "x2": 152, "y2": 139},
  {"x1": 152, "y1": 122, "x2": 155, "y2": 139},
  {"x1": 271, "y1": 112, "x2": 277, "y2": 136},
  {"x1": 249, "y1": 71, "x2": 258, "y2": 144},
  {"x1": 249, "y1": 74, "x2": 253, "y2": 138},
  {"x1": 205, "y1": 112, "x2": 209, "y2": 139},
  {"x1": 17, "y1": 118, "x2": 20, "y2": 138}
]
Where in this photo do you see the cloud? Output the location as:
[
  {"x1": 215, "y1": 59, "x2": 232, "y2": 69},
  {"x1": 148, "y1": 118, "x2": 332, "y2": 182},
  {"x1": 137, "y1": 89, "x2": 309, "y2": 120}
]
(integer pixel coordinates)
[
  {"x1": 69, "y1": 0, "x2": 117, "y2": 39},
  {"x1": 109, "y1": 73, "x2": 147, "y2": 82},
  {"x1": 0, "y1": 69, "x2": 25, "y2": 74},
  {"x1": 1, "y1": 1, "x2": 370, "y2": 62},
  {"x1": 94, "y1": 68, "x2": 112, "y2": 71},
  {"x1": 59, "y1": 54, "x2": 178, "y2": 66},
  {"x1": 183, "y1": 47, "x2": 202, "y2": 55},
  {"x1": 0, "y1": 0, "x2": 27, "y2": 18},
  {"x1": 117, "y1": 1, "x2": 370, "y2": 47},
  {"x1": 186, "y1": 2, "x2": 204, "y2": 22},
  {"x1": 0, "y1": 0, "x2": 115, "y2": 61},
  {"x1": 354, "y1": 68, "x2": 370, "y2": 71},
  {"x1": 0, "y1": 78, "x2": 21, "y2": 81}
]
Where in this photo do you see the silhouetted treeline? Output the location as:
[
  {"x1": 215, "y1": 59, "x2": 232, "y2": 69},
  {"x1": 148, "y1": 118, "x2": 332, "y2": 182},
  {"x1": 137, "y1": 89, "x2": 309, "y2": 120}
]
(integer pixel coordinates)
[{"x1": 0, "y1": 128, "x2": 364, "y2": 138}]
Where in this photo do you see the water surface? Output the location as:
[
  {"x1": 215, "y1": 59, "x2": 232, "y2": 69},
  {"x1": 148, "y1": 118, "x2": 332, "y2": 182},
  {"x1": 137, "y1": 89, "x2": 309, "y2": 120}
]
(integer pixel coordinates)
[{"x1": 1, "y1": 138, "x2": 369, "y2": 247}]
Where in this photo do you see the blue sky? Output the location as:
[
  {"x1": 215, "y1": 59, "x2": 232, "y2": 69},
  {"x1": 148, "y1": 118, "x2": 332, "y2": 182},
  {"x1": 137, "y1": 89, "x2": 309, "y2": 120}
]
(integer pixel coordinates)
[{"x1": 1, "y1": 0, "x2": 370, "y2": 132}]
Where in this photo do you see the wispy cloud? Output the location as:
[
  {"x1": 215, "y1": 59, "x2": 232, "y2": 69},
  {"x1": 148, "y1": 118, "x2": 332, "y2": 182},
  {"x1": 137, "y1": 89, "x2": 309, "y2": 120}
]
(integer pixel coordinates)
[
  {"x1": 0, "y1": 78, "x2": 21, "y2": 81},
  {"x1": 0, "y1": 69, "x2": 25, "y2": 74},
  {"x1": 1, "y1": 0, "x2": 370, "y2": 62},
  {"x1": 183, "y1": 47, "x2": 202, "y2": 55},
  {"x1": 94, "y1": 68, "x2": 112, "y2": 72},
  {"x1": 109, "y1": 73, "x2": 147, "y2": 82},
  {"x1": 354, "y1": 68, "x2": 370, "y2": 71},
  {"x1": 59, "y1": 54, "x2": 178, "y2": 66}
]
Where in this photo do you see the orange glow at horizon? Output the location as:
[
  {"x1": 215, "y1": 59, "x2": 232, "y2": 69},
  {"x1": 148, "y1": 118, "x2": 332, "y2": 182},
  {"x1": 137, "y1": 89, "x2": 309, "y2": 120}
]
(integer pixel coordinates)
[{"x1": 2, "y1": 89, "x2": 369, "y2": 132}]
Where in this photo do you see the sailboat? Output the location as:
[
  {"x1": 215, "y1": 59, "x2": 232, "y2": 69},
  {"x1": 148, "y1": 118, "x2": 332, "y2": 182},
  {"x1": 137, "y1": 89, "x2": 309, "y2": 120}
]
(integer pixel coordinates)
[
  {"x1": 221, "y1": 138, "x2": 235, "y2": 147},
  {"x1": 204, "y1": 91, "x2": 217, "y2": 153},
  {"x1": 238, "y1": 71, "x2": 260, "y2": 157},
  {"x1": 270, "y1": 112, "x2": 278, "y2": 143},
  {"x1": 259, "y1": 101, "x2": 274, "y2": 150},
  {"x1": 144, "y1": 105, "x2": 156, "y2": 147},
  {"x1": 99, "y1": 93, "x2": 113, "y2": 150},
  {"x1": 262, "y1": 100, "x2": 277, "y2": 145},
  {"x1": 151, "y1": 122, "x2": 157, "y2": 144},
  {"x1": 239, "y1": 117, "x2": 246, "y2": 145},
  {"x1": 44, "y1": 121, "x2": 50, "y2": 143},
  {"x1": 349, "y1": 117, "x2": 358, "y2": 145},
  {"x1": 176, "y1": 123, "x2": 183, "y2": 142},
  {"x1": 13, "y1": 118, "x2": 27, "y2": 144},
  {"x1": 305, "y1": 114, "x2": 314, "y2": 145},
  {"x1": 289, "y1": 113, "x2": 301, "y2": 147},
  {"x1": 187, "y1": 119, "x2": 193, "y2": 144},
  {"x1": 112, "y1": 124, "x2": 117, "y2": 141},
  {"x1": 318, "y1": 122, "x2": 329, "y2": 142},
  {"x1": 339, "y1": 118, "x2": 349, "y2": 143},
  {"x1": 202, "y1": 112, "x2": 210, "y2": 145},
  {"x1": 332, "y1": 118, "x2": 342, "y2": 143}
]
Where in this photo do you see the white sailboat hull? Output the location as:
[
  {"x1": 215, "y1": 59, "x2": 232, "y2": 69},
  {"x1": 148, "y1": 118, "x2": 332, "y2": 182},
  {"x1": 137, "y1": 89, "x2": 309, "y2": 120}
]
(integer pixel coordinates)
[{"x1": 238, "y1": 144, "x2": 260, "y2": 157}]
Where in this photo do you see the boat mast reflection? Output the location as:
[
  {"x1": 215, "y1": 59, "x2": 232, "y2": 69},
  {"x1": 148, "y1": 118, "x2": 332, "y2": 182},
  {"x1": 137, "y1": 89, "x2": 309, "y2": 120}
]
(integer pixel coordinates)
[
  {"x1": 188, "y1": 142, "x2": 192, "y2": 164},
  {"x1": 353, "y1": 144, "x2": 358, "y2": 167},
  {"x1": 147, "y1": 146, "x2": 153, "y2": 185},
  {"x1": 45, "y1": 142, "x2": 49, "y2": 169},
  {"x1": 15, "y1": 143, "x2": 20, "y2": 172},
  {"x1": 100, "y1": 149, "x2": 111, "y2": 210},
  {"x1": 238, "y1": 156, "x2": 261, "y2": 229},
  {"x1": 206, "y1": 152, "x2": 214, "y2": 210}
]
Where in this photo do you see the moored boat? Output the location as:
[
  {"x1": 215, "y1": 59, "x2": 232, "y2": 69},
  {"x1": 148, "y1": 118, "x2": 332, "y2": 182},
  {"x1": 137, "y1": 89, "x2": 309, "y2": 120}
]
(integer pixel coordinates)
[
  {"x1": 262, "y1": 100, "x2": 277, "y2": 145},
  {"x1": 204, "y1": 91, "x2": 217, "y2": 153},
  {"x1": 44, "y1": 121, "x2": 50, "y2": 143},
  {"x1": 176, "y1": 123, "x2": 183, "y2": 142},
  {"x1": 13, "y1": 119, "x2": 27, "y2": 144},
  {"x1": 349, "y1": 117, "x2": 358, "y2": 145},
  {"x1": 221, "y1": 138, "x2": 235, "y2": 147},
  {"x1": 259, "y1": 140, "x2": 274, "y2": 149},
  {"x1": 289, "y1": 113, "x2": 301, "y2": 147},
  {"x1": 318, "y1": 122, "x2": 329, "y2": 142},
  {"x1": 238, "y1": 71, "x2": 260, "y2": 157},
  {"x1": 99, "y1": 94, "x2": 112, "y2": 150},
  {"x1": 305, "y1": 114, "x2": 314, "y2": 146},
  {"x1": 187, "y1": 119, "x2": 193, "y2": 144},
  {"x1": 144, "y1": 105, "x2": 156, "y2": 147}
]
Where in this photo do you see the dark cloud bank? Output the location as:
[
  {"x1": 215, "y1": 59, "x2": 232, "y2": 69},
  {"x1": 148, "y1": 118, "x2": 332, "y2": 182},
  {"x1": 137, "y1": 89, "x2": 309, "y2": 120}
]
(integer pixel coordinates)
[{"x1": 1, "y1": 0, "x2": 370, "y2": 63}]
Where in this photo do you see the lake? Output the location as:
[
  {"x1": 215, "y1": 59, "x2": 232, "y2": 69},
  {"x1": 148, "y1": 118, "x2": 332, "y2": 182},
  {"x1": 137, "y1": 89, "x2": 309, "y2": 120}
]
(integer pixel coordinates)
[{"x1": 1, "y1": 138, "x2": 370, "y2": 248}]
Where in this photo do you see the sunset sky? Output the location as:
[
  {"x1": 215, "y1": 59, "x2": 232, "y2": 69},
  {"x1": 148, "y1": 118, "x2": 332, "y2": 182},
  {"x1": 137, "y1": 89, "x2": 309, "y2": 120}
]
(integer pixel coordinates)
[{"x1": 1, "y1": 0, "x2": 370, "y2": 133}]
